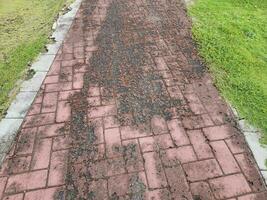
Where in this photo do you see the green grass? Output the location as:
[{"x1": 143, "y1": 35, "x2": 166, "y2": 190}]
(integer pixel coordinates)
[
  {"x1": 0, "y1": 0, "x2": 72, "y2": 117},
  {"x1": 188, "y1": 0, "x2": 267, "y2": 142}
]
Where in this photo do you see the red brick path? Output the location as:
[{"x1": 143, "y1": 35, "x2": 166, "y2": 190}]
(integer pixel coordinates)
[{"x1": 0, "y1": 0, "x2": 266, "y2": 199}]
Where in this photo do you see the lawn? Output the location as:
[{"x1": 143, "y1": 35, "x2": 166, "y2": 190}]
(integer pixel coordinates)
[
  {"x1": 0, "y1": 0, "x2": 72, "y2": 118},
  {"x1": 188, "y1": 0, "x2": 267, "y2": 142}
]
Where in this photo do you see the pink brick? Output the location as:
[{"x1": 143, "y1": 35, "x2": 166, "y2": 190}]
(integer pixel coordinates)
[
  {"x1": 103, "y1": 116, "x2": 119, "y2": 129},
  {"x1": 53, "y1": 135, "x2": 72, "y2": 151},
  {"x1": 45, "y1": 82, "x2": 72, "y2": 92},
  {"x1": 190, "y1": 181, "x2": 214, "y2": 200},
  {"x1": 167, "y1": 86, "x2": 183, "y2": 99},
  {"x1": 165, "y1": 165, "x2": 192, "y2": 199},
  {"x1": 209, "y1": 174, "x2": 251, "y2": 199},
  {"x1": 88, "y1": 86, "x2": 100, "y2": 96},
  {"x1": 48, "y1": 61, "x2": 60, "y2": 75},
  {"x1": 86, "y1": 179, "x2": 108, "y2": 199},
  {"x1": 5, "y1": 170, "x2": 47, "y2": 194},
  {"x1": 87, "y1": 96, "x2": 101, "y2": 106},
  {"x1": 120, "y1": 126, "x2": 152, "y2": 140},
  {"x1": 163, "y1": 146, "x2": 197, "y2": 165},
  {"x1": 185, "y1": 93, "x2": 206, "y2": 114},
  {"x1": 38, "y1": 123, "x2": 65, "y2": 138},
  {"x1": 210, "y1": 141, "x2": 240, "y2": 174},
  {"x1": 143, "y1": 152, "x2": 167, "y2": 189},
  {"x1": 167, "y1": 119, "x2": 189, "y2": 146},
  {"x1": 88, "y1": 118, "x2": 104, "y2": 144},
  {"x1": 203, "y1": 125, "x2": 233, "y2": 141},
  {"x1": 235, "y1": 153, "x2": 265, "y2": 192},
  {"x1": 183, "y1": 159, "x2": 223, "y2": 181},
  {"x1": 105, "y1": 128, "x2": 121, "y2": 158},
  {"x1": 44, "y1": 75, "x2": 59, "y2": 84},
  {"x1": 238, "y1": 192, "x2": 267, "y2": 200},
  {"x1": 0, "y1": 177, "x2": 7, "y2": 199},
  {"x1": 182, "y1": 114, "x2": 213, "y2": 129},
  {"x1": 139, "y1": 134, "x2": 174, "y2": 152},
  {"x1": 74, "y1": 64, "x2": 87, "y2": 73},
  {"x1": 48, "y1": 150, "x2": 67, "y2": 186},
  {"x1": 14, "y1": 128, "x2": 36, "y2": 155},
  {"x1": 187, "y1": 130, "x2": 213, "y2": 159},
  {"x1": 58, "y1": 90, "x2": 79, "y2": 101},
  {"x1": 56, "y1": 101, "x2": 71, "y2": 122},
  {"x1": 225, "y1": 138, "x2": 245, "y2": 154},
  {"x1": 122, "y1": 139, "x2": 144, "y2": 172},
  {"x1": 155, "y1": 57, "x2": 168, "y2": 71},
  {"x1": 146, "y1": 189, "x2": 171, "y2": 200},
  {"x1": 28, "y1": 104, "x2": 41, "y2": 115},
  {"x1": 42, "y1": 92, "x2": 58, "y2": 113},
  {"x1": 3, "y1": 156, "x2": 31, "y2": 174},
  {"x1": 32, "y1": 138, "x2": 52, "y2": 170},
  {"x1": 88, "y1": 105, "x2": 116, "y2": 118},
  {"x1": 3, "y1": 193, "x2": 23, "y2": 200},
  {"x1": 24, "y1": 187, "x2": 62, "y2": 200},
  {"x1": 73, "y1": 73, "x2": 84, "y2": 89},
  {"x1": 107, "y1": 157, "x2": 126, "y2": 176},
  {"x1": 24, "y1": 113, "x2": 55, "y2": 127},
  {"x1": 151, "y1": 115, "x2": 168, "y2": 135},
  {"x1": 108, "y1": 174, "x2": 129, "y2": 197}
]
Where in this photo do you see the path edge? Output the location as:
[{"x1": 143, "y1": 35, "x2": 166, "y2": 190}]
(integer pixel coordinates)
[{"x1": 0, "y1": 0, "x2": 83, "y2": 164}]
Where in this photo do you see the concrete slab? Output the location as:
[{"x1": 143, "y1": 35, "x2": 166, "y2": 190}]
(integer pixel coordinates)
[
  {"x1": 239, "y1": 119, "x2": 258, "y2": 133},
  {"x1": 0, "y1": 118, "x2": 23, "y2": 154},
  {"x1": 261, "y1": 171, "x2": 267, "y2": 185},
  {"x1": 5, "y1": 92, "x2": 37, "y2": 119},
  {"x1": 46, "y1": 42, "x2": 61, "y2": 55},
  {"x1": 244, "y1": 131, "x2": 267, "y2": 170},
  {"x1": 20, "y1": 72, "x2": 47, "y2": 92},
  {"x1": 30, "y1": 54, "x2": 55, "y2": 72}
]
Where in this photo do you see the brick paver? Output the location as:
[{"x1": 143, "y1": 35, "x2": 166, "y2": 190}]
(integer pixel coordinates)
[{"x1": 0, "y1": 0, "x2": 266, "y2": 199}]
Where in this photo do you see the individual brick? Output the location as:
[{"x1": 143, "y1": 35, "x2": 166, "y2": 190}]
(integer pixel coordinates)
[
  {"x1": 31, "y1": 138, "x2": 52, "y2": 170},
  {"x1": 184, "y1": 93, "x2": 206, "y2": 114},
  {"x1": 42, "y1": 92, "x2": 58, "y2": 113},
  {"x1": 88, "y1": 105, "x2": 117, "y2": 118},
  {"x1": 24, "y1": 113, "x2": 55, "y2": 127},
  {"x1": 187, "y1": 129, "x2": 213, "y2": 159},
  {"x1": 167, "y1": 119, "x2": 190, "y2": 146},
  {"x1": 73, "y1": 73, "x2": 84, "y2": 89},
  {"x1": 3, "y1": 193, "x2": 24, "y2": 200},
  {"x1": 38, "y1": 123, "x2": 65, "y2": 138},
  {"x1": 150, "y1": 115, "x2": 168, "y2": 135},
  {"x1": 56, "y1": 101, "x2": 71, "y2": 122},
  {"x1": 190, "y1": 181, "x2": 215, "y2": 200},
  {"x1": 120, "y1": 126, "x2": 152, "y2": 140},
  {"x1": 104, "y1": 128, "x2": 122, "y2": 158},
  {"x1": 210, "y1": 140, "x2": 240, "y2": 174},
  {"x1": 143, "y1": 152, "x2": 167, "y2": 189},
  {"x1": 5, "y1": 170, "x2": 47, "y2": 194},
  {"x1": 183, "y1": 159, "x2": 223, "y2": 181},
  {"x1": 235, "y1": 153, "x2": 266, "y2": 192},
  {"x1": 165, "y1": 165, "x2": 192, "y2": 199},
  {"x1": 162, "y1": 146, "x2": 197, "y2": 166},
  {"x1": 139, "y1": 134, "x2": 174, "y2": 153},
  {"x1": 24, "y1": 187, "x2": 63, "y2": 200},
  {"x1": 48, "y1": 150, "x2": 67, "y2": 186},
  {"x1": 203, "y1": 125, "x2": 234, "y2": 141},
  {"x1": 209, "y1": 174, "x2": 251, "y2": 199}
]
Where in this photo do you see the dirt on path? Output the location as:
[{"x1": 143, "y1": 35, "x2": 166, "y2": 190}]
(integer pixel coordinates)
[{"x1": 0, "y1": 0, "x2": 266, "y2": 199}]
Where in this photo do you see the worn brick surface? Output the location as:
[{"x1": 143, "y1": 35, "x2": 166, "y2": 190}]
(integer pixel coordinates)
[{"x1": 0, "y1": 0, "x2": 266, "y2": 199}]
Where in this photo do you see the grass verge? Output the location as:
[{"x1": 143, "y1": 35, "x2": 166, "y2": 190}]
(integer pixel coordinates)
[
  {"x1": 188, "y1": 0, "x2": 267, "y2": 142},
  {"x1": 0, "y1": 0, "x2": 73, "y2": 118}
]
